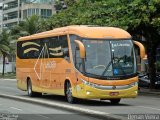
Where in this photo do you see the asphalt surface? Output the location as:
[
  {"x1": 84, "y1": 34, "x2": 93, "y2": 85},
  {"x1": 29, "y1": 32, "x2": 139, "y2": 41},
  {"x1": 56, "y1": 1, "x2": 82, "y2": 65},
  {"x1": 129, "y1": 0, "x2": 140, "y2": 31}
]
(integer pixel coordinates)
[
  {"x1": 0, "y1": 96, "x2": 104, "y2": 120},
  {"x1": 0, "y1": 79, "x2": 160, "y2": 119}
]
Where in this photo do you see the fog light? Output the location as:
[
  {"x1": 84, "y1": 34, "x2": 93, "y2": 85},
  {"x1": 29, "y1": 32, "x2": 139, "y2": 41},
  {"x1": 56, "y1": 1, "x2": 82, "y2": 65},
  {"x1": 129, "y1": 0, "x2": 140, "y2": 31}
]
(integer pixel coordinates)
[
  {"x1": 86, "y1": 91, "x2": 90, "y2": 95},
  {"x1": 135, "y1": 91, "x2": 138, "y2": 94}
]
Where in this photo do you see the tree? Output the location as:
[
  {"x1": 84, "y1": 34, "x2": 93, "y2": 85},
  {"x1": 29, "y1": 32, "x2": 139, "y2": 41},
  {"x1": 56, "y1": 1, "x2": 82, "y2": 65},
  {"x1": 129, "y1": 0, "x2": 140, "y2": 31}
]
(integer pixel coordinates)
[
  {"x1": 64, "y1": 0, "x2": 77, "y2": 7},
  {"x1": 47, "y1": 0, "x2": 116, "y2": 28},
  {"x1": 10, "y1": 24, "x2": 29, "y2": 38},
  {"x1": 20, "y1": 15, "x2": 44, "y2": 35},
  {"x1": 0, "y1": 30, "x2": 12, "y2": 76},
  {"x1": 54, "y1": 0, "x2": 64, "y2": 10},
  {"x1": 10, "y1": 15, "x2": 45, "y2": 41}
]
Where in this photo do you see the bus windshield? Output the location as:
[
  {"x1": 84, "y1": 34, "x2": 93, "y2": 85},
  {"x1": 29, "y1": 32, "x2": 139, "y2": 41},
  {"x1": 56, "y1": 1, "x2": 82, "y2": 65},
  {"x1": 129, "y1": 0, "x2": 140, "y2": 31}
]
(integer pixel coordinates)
[{"x1": 83, "y1": 39, "x2": 136, "y2": 77}]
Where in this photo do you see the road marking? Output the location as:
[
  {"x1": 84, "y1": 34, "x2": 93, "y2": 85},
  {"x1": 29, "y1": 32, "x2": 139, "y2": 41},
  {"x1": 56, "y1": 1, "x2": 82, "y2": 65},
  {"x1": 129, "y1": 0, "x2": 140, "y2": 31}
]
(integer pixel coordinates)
[
  {"x1": 37, "y1": 114, "x2": 50, "y2": 119},
  {"x1": 10, "y1": 107, "x2": 23, "y2": 111},
  {"x1": 1, "y1": 93, "x2": 110, "y2": 114},
  {"x1": 0, "y1": 93, "x2": 126, "y2": 120},
  {"x1": 137, "y1": 106, "x2": 160, "y2": 111}
]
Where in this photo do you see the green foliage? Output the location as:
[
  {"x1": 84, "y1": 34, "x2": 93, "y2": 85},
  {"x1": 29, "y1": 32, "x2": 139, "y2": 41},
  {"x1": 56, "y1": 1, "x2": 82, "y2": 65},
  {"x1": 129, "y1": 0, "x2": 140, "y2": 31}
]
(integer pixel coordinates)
[
  {"x1": 64, "y1": 0, "x2": 77, "y2": 7},
  {"x1": 10, "y1": 15, "x2": 44, "y2": 37},
  {"x1": 55, "y1": 0, "x2": 63, "y2": 10},
  {"x1": 0, "y1": 72, "x2": 16, "y2": 79},
  {"x1": 0, "y1": 30, "x2": 11, "y2": 54},
  {"x1": 0, "y1": 29, "x2": 14, "y2": 75},
  {"x1": 21, "y1": 15, "x2": 43, "y2": 35},
  {"x1": 44, "y1": 0, "x2": 160, "y2": 36}
]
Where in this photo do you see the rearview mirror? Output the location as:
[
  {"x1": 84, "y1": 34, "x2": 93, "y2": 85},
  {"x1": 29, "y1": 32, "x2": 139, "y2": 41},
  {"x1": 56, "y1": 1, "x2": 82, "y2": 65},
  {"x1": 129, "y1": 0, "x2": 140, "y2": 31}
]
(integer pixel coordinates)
[
  {"x1": 74, "y1": 40, "x2": 86, "y2": 58},
  {"x1": 133, "y1": 41, "x2": 147, "y2": 59}
]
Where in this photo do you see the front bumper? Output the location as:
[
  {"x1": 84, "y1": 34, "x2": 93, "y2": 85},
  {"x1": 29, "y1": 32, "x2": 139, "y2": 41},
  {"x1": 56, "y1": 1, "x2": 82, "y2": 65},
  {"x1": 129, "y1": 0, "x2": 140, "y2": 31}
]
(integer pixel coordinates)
[{"x1": 74, "y1": 84, "x2": 138, "y2": 99}]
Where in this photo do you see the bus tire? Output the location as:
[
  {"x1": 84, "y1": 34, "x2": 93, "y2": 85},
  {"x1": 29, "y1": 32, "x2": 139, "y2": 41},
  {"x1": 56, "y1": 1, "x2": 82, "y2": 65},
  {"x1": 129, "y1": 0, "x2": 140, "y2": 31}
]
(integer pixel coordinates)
[
  {"x1": 110, "y1": 99, "x2": 121, "y2": 104},
  {"x1": 65, "y1": 82, "x2": 76, "y2": 104},
  {"x1": 27, "y1": 80, "x2": 41, "y2": 97}
]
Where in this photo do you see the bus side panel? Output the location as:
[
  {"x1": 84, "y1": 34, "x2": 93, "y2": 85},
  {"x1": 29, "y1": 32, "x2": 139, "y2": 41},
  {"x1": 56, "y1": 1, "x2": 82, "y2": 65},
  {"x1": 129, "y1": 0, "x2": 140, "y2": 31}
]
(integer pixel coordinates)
[{"x1": 16, "y1": 57, "x2": 27, "y2": 91}]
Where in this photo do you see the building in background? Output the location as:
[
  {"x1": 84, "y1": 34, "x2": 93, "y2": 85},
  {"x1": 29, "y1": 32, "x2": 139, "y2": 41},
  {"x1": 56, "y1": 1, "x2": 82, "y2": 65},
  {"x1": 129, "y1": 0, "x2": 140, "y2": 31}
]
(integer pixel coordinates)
[
  {"x1": 1, "y1": 0, "x2": 56, "y2": 28},
  {"x1": 0, "y1": 0, "x2": 58, "y2": 73}
]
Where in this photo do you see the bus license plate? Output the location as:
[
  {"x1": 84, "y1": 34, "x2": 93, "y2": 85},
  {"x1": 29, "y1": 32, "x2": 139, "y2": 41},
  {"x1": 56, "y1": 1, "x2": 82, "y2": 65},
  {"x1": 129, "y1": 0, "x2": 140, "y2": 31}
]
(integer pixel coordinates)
[{"x1": 109, "y1": 92, "x2": 119, "y2": 96}]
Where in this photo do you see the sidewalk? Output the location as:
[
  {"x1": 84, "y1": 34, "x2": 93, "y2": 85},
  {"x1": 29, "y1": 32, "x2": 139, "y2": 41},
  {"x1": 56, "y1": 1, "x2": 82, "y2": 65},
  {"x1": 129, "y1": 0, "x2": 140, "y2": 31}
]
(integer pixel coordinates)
[
  {"x1": 139, "y1": 88, "x2": 160, "y2": 96},
  {"x1": 0, "y1": 78, "x2": 16, "y2": 81}
]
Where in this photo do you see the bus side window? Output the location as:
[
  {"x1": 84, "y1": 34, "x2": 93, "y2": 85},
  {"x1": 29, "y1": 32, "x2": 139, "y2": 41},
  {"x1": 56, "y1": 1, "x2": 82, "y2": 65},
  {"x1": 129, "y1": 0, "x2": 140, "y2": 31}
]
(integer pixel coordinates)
[
  {"x1": 17, "y1": 41, "x2": 23, "y2": 58},
  {"x1": 59, "y1": 35, "x2": 70, "y2": 62},
  {"x1": 75, "y1": 46, "x2": 83, "y2": 72},
  {"x1": 47, "y1": 36, "x2": 59, "y2": 58},
  {"x1": 17, "y1": 40, "x2": 41, "y2": 59}
]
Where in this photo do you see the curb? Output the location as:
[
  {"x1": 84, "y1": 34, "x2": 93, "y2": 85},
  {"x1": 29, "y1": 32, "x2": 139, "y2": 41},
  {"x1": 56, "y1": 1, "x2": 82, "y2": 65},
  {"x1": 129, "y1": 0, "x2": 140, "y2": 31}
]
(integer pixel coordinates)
[
  {"x1": 139, "y1": 91, "x2": 160, "y2": 96},
  {"x1": 0, "y1": 93, "x2": 127, "y2": 120},
  {"x1": 138, "y1": 88, "x2": 160, "y2": 96},
  {"x1": 0, "y1": 79, "x2": 16, "y2": 81}
]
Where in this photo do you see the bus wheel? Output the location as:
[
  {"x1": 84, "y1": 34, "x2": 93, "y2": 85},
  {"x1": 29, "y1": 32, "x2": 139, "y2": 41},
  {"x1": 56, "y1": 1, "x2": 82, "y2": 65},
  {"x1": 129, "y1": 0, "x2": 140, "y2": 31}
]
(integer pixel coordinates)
[
  {"x1": 110, "y1": 99, "x2": 121, "y2": 104},
  {"x1": 27, "y1": 80, "x2": 41, "y2": 97},
  {"x1": 65, "y1": 82, "x2": 76, "y2": 103}
]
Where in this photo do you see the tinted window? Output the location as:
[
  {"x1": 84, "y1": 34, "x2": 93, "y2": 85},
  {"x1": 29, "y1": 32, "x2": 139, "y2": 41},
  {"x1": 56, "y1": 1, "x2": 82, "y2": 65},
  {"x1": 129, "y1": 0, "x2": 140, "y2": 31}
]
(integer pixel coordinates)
[
  {"x1": 17, "y1": 39, "x2": 41, "y2": 59},
  {"x1": 48, "y1": 36, "x2": 69, "y2": 58},
  {"x1": 69, "y1": 35, "x2": 82, "y2": 71},
  {"x1": 17, "y1": 35, "x2": 69, "y2": 61}
]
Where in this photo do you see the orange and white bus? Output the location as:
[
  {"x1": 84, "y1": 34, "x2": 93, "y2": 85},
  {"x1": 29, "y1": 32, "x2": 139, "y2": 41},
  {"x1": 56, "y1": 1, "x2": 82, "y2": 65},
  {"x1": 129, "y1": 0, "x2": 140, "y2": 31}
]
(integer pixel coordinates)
[{"x1": 16, "y1": 25, "x2": 146, "y2": 104}]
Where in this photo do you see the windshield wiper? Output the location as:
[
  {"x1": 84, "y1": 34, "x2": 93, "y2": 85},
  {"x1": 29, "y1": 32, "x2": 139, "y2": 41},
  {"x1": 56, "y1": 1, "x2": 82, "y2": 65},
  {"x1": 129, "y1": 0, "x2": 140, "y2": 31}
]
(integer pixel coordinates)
[{"x1": 101, "y1": 61, "x2": 112, "y2": 76}]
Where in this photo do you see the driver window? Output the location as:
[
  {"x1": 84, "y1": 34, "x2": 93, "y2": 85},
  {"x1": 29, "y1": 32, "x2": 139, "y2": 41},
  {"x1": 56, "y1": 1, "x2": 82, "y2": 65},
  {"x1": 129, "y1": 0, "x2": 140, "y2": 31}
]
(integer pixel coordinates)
[{"x1": 75, "y1": 47, "x2": 83, "y2": 72}]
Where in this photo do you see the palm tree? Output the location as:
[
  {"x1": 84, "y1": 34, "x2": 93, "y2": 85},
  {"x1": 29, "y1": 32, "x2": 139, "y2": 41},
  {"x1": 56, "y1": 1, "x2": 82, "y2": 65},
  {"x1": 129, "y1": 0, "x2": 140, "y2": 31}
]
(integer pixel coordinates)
[
  {"x1": 10, "y1": 24, "x2": 29, "y2": 38},
  {"x1": 20, "y1": 15, "x2": 43, "y2": 35},
  {"x1": 0, "y1": 30, "x2": 12, "y2": 76},
  {"x1": 10, "y1": 15, "x2": 45, "y2": 37},
  {"x1": 0, "y1": 15, "x2": 45, "y2": 76}
]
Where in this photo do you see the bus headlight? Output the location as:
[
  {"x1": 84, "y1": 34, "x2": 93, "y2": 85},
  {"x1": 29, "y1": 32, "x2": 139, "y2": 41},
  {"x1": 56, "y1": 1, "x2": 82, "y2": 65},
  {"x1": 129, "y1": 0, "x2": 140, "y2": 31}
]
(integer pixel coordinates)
[
  {"x1": 81, "y1": 78, "x2": 89, "y2": 85},
  {"x1": 130, "y1": 82, "x2": 138, "y2": 87},
  {"x1": 80, "y1": 78, "x2": 97, "y2": 88}
]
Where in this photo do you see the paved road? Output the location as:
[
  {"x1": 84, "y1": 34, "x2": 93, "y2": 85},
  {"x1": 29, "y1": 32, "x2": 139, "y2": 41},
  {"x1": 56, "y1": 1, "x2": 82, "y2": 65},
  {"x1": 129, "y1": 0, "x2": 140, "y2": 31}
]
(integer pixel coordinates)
[
  {"x1": 0, "y1": 79, "x2": 160, "y2": 119},
  {"x1": 0, "y1": 97, "x2": 102, "y2": 120}
]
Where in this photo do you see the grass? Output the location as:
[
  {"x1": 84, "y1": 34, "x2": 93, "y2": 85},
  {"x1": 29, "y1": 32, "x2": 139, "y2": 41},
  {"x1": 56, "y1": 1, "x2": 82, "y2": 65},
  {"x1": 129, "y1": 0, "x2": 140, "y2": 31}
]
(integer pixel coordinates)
[{"x1": 0, "y1": 72, "x2": 16, "y2": 79}]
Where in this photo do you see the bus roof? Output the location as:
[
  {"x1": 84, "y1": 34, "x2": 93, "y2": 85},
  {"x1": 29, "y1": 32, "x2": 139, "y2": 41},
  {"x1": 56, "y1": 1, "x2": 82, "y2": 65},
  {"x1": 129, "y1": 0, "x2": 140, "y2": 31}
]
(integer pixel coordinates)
[{"x1": 18, "y1": 25, "x2": 131, "y2": 41}]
